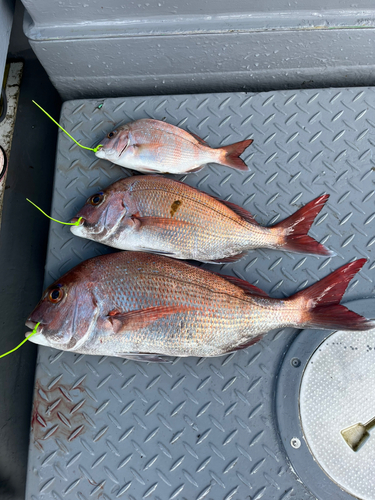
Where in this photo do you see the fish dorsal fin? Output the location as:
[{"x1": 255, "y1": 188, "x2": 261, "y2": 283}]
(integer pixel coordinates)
[
  {"x1": 189, "y1": 132, "x2": 208, "y2": 146},
  {"x1": 220, "y1": 275, "x2": 270, "y2": 297},
  {"x1": 108, "y1": 305, "x2": 192, "y2": 333},
  {"x1": 220, "y1": 199, "x2": 259, "y2": 225},
  {"x1": 210, "y1": 195, "x2": 259, "y2": 225}
]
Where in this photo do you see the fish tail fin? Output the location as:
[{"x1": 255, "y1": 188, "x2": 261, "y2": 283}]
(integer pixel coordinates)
[
  {"x1": 290, "y1": 259, "x2": 375, "y2": 331},
  {"x1": 219, "y1": 139, "x2": 253, "y2": 171},
  {"x1": 272, "y1": 194, "x2": 334, "y2": 256}
]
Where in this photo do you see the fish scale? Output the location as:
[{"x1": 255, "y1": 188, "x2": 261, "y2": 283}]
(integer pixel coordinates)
[{"x1": 130, "y1": 185, "x2": 253, "y2": 257}]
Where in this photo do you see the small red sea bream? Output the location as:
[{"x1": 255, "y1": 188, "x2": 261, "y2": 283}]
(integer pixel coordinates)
[
  {"x1": 94, "y1": 119, "x2": 252, "y2": 174},
  {"x1": 26, "y1": 253, "x2": 373, "y2": 361},
  {"x1": 70, "y1": 176, "x2": 334, "y2": 263}
]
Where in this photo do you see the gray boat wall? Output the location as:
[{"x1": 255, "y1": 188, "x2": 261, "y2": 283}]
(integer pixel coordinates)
[{"x1": 20, "y1": 0, "x2": 375, "y2": 100}]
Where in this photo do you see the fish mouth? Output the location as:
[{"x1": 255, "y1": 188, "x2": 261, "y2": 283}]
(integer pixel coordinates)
[
  {"x1": 70, "y1": 217, "x2": 85, "y2": 225},
  {"x1": 25, "y1": 320, "x2": 51, "y2": 346},
  {"x1": 95, "y1": 146, "x2": 115, "y2": 159},
  {"x1": 26, "y1": 332, "x2": 50, "y2": 346},
  {"x1": 95, "y1": 147, "x2": 105, "y2": 158},
  {"x1": 25, "y1": 320, "x2": 38, "y2": 330}
]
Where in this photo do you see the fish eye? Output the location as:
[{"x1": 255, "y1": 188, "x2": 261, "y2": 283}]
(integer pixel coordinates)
[
  {"x1": 49, "y1": 288, "x2": 64, "y2": 303},
  {"x1": 89, "y1": 192, "x2": 104, "y2": 206},
  {"x1": 107, "y1": 131, "x2": 116, "y2": 139}
]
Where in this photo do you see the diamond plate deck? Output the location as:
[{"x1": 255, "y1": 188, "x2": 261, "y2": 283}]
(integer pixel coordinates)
[{"x1": 26, "y1": 89, "x2": 375, "y2": 500}]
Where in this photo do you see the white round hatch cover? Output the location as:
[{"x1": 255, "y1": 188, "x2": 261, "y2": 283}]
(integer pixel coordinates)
[{"x1": 300, "y1": 329, "x2": 375, "y2": 500}]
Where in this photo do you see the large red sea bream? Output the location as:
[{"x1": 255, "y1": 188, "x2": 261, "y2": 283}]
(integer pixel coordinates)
[{"x1": 26, "y1": 253, "x2": 373, "y2": 361}]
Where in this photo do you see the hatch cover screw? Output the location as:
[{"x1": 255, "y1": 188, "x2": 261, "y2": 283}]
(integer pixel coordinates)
[
  {"x1": 291, "y1": 437, "x2": 301, "y2": 449},
  {"x1": 291, "y1": 358, "x2": 301, "y2": 368}
]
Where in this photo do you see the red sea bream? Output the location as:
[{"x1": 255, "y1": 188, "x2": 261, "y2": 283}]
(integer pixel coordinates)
[
  {"x1": 95, "y1": 119, "x2": 252, "y2": 174},
  {"x1": 26, "y1": 253, "x2": 373, "y2": 361},
  {"x1": 70, "y1": 176, "x2": 334, "y2": 262}
]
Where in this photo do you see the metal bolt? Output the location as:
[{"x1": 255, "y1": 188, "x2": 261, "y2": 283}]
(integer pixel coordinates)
[
  {"x1": 291, "y1": 357, "x2": 301, "y2": 368},
  {"x1": 291, "y1": 437, "x2": 301, "y2": 449}
]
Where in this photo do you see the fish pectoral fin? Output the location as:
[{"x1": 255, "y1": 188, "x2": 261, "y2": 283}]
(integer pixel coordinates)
[
  {"x1": 108, "y1": 305, "x2": 191, "y2": 333},
  {"x1": 132, "y1": 216, "x2": 192, "y2": 229},
  {"x1": 115, "y1": 352, "x2": 173, "y2": 363}
]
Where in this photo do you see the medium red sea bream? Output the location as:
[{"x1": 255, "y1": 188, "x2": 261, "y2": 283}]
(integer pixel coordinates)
[{"x1": 71, "y1": 176, "x2": 334, "y2": 262}]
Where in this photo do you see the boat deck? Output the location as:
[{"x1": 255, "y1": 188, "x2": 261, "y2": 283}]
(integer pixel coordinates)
[{"x1": 25, "y1": 89, "x2": 375, "y2": 499}]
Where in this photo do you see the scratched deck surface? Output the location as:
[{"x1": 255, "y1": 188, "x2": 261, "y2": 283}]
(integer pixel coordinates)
[{"x1": 26, "y1": 90, "x2": 375, "y2": 500}]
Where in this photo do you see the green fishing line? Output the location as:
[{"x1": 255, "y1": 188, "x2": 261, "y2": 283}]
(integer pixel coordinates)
[
  {"x1": 27, "y1": 199, "x2": 82, "y2": 226},
  {"x1": 0, "y1": 322, "x2": 40, "y2": 359},
  {"x1": 32, "y1": 100, "x2": 102, "y2": 152}
]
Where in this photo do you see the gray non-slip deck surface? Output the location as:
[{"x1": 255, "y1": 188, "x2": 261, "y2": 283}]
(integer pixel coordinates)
[{"x1": 26, "y1": 89, "x2": 375, "y2": 499}]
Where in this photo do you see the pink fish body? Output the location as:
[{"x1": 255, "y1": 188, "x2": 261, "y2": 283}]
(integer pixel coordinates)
[
  {"x1": 71, "y1": 175, "x2": 334, "y2": 263},
  {"x1": 95, "y1": 119, "x2": 252, "y2": 174},
  {"x1": 26, "y1": 253, "x2": 373, "y2": 361}
]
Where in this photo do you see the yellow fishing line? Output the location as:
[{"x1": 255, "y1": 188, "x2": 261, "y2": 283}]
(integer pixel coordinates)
[
  {"x1": 26, "y1": 199, "x2": 82, "y2": 226},
  {"x1": 32, "y1": 100, "x2": 102, "y2": 153},
  {"x1": 0, "y1": 322, "x2": 40, "y2": 359}
]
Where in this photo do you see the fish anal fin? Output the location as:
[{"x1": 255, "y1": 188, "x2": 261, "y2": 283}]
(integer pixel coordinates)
[
  {"x1": 188, "y1": 165, "x2": 204, "y2": 173},
  {"x1": 228, "y1": 334, "x2": 264, "y2": 352},
  {"x1": 137, "y1": 165, "x2": 164, "y2": 173},
  {"x1": 116, "y1": 353, "x2": 173, "y2": 363},
  {"x1": 108, "y1": 305, "x2": 191, "y2": 333},
  {"x1": 208, "y1": 252, "x2": 248, "y2": 264}
]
